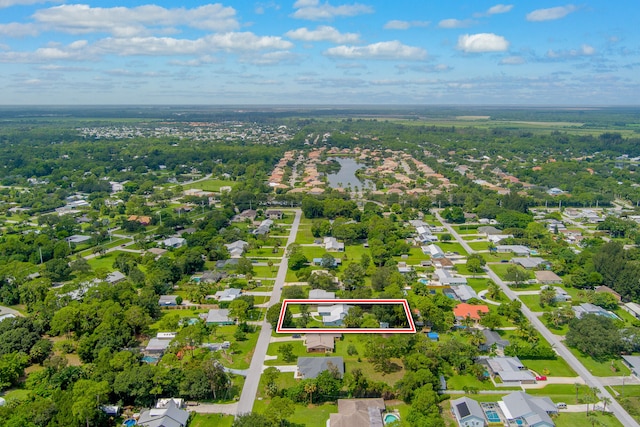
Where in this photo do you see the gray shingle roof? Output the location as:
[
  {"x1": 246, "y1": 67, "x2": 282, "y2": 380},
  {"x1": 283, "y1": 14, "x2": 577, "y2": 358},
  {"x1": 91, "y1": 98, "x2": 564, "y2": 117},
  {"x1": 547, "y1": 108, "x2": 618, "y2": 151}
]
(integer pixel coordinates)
[{"x1": 297, "y1": 356, "x2": 344, "y2": 379}]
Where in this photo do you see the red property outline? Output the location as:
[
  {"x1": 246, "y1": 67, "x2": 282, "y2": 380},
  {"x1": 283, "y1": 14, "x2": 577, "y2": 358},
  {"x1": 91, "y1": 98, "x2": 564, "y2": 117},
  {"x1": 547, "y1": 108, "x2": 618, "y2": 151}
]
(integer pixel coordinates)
[{"x1": 276, "y1": 299, "x2": 416, "y2": 334}]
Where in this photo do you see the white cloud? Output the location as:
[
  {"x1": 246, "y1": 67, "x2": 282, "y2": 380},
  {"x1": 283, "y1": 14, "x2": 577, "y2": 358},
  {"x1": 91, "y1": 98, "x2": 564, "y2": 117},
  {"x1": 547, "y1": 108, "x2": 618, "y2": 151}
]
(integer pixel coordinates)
[
  {"x1": 438, "y1": 19, "x2": 476, "y2": 29},
  {"x1": 285, "y1": 26, "x2": 359, "y2": 43},
  {"x1": 487, "y1": 4, "x2": 513, "y2": 15},
  {"x1": 526, "y1": 5, "x2": 577, "y2": 22},
  {"x1": 546, "y1": 44, "x2": 596, "y2": 59},
  {"x1": 324, "y1": 40, "x2": 426, "y2": 60},
  {"x1": 457, "y1": 33, "x2": 509, "y2": 53},
  {"x1": 33, "y1": 4, "x2": 239, "y2": 36},
  {"x1": 241, "y1": 51, "x2": 298, "y2": 65},
  {"x1": 500, "y1": 55, "x2": 525, "y2": 65},
  {"x1": 94, "y1": 32, "x2": 293, "y2": 56},
  {"x1": 292, "y1": 0, "x2": 374, "y2": 21},
  {"x1": 383, "y1": 20, "x2": 430, "y2": 30},
  {"x1": 0, "y1": 23, "x2": 39, "y2": 37}
]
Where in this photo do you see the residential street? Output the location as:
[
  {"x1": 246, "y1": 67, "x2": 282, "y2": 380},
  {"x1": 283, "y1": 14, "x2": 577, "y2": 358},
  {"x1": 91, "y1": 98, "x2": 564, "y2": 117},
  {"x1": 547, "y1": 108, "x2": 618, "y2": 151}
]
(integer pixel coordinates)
[
  {"x1": 235, "y1": 209, "x2": 302, "y2": 416},
  {"x1": 435, "y1": 210, "x2": 640, "y2": 427}
]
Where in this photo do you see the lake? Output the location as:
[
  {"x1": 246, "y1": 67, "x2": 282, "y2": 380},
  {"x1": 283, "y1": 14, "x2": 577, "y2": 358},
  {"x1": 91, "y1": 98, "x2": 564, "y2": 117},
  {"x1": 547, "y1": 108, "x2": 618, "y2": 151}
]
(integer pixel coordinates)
[{"x1": 326, "y1": 157, "x2": 375, "y2": 191}]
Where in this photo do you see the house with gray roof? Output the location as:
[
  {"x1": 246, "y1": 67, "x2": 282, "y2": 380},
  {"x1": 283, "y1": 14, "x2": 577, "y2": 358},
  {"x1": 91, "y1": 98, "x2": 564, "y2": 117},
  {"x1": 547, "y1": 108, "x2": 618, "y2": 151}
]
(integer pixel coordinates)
[
  {"x1": 158, "y1": 295, "x2": 179, "y2": 306},
  {"x1": 622, "y1": 355, "x2": 640, "y2": 378},
  {"x1": 512, "y1": 257, "x2": 547, "y2": 269},
  {"x1": 137, "y1": 399, "x2": 189, "y2": 427},
  {"x1": 296, "y1": 356, "x2": 344, "y2": 379},
  {"x1": 497, "y1": 245, "x2": 531, "y2": 256},
  {"x1": 450, "y1": 397, "x2": 487, "y2": 427},
  {"x1": 145, "y1": 338, "x2": 173, "y2": 355},
  {"x1": 479, "y1": 356, "x2": 536, "y2": 385},
  {"x1": 435, "y1": 268, "x2": 468, "y2": 286},
  {"x1": 480, "y1": 330, "x2": 510, "y2": 353},
  {"x1": 105, "y1": 270, "x2": 126, "y2": 284},
  {"x1": 319, "y1": 304, "x2": 353, "y2": 327},
  {"x1": 213, "y1": 287, "x2": 242, "y2": 302},
  {"x1": 161, "y1": 237, "x2": 186, "y2": 249},
  {"x1": 324, "y1": 236, "x2": 345, "y2": 252},
  {"x1": 309, "y1": 289, "x2": 336, "y2": 299},
  {"x1": 452, "y1": 285, "x2": 478, "y2": 302},
  {"x1": 206, "y1": 308, "x2": 234, "y2": 325},
  {"x1": 572, "y1": 303, "x2": 617, "y2": 319},
  {"x1": 225, "y1": 240, "x2": 248, "y2": 258},
  {"x1": 498, "y1": 391, "x2": 557, "y2": 427}
]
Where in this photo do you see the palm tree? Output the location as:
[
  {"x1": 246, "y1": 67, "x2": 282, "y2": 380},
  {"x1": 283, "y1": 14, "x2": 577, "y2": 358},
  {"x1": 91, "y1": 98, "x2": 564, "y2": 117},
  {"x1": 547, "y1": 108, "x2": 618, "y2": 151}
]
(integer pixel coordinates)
[
  {"x1": 304, "y1": 381, "x2": 317, "y2": 405},
  {"x1": 574, "y1": 382, "x2": 581, "y2": 403},
  {"x1": 601, "y1": 396, "x2": 612, "y2": 414}
]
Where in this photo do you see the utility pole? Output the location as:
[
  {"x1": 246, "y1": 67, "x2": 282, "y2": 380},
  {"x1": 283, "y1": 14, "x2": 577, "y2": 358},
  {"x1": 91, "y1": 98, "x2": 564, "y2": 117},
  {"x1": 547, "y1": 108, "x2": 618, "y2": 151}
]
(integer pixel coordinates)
[{"x1": 39, "y1": 247, "x2": 43, "y2": 264}]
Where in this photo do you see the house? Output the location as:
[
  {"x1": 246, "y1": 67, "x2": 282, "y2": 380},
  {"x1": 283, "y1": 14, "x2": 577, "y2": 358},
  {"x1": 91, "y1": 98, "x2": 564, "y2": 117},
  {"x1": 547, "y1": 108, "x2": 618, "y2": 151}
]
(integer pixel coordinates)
[
  {"x1": 233, "y1": 209, "x2": 257, "y2": 222},
  {"x1": 624, "y1": 302, "x2": 640, "y2": 320},
  {"x1": 66, "y1": 235, "x2": 92, "y2": 244},
  {"x1": 547, "y1": 187, "x2": 565, "y2": 196},
  {"x1": 511, "y1": 257, "x2": 547, "y2": 269},
  {"x1": 423, "y1": 244, "x2": 445, "y2": 258},
  {"x1": 450, "y1": 397, "x2": 487, "y2": 427},
  {"x1": 265, "y1": 209, "x2": 284, "y2": 219},
  {"x1": 477, "y1": 226, "x2": 503, "y2": 236},
  {"x1": 313, "y1": 257, "x2": 342, "y2": 268},
  {"x1": 200, "y1": 270, "x2": 226, "y2": 283},
  {"x1": 147, "y1": 247, "x2": 167, "y2": 259},
  {"x1": 309, "y1": 289, "x2": 336, "y2": 299},
  {"x1": 543, "y1": 286, "x2": 571, "y2": 303},
  {"x1": 304, "y1": 333, "x2": 340, "y2": 353},
  {"x1": 128, "y1": 215, "x2": 152, "y2": 225},
  {"x1": 161, "y1": 237, "x2": 186, "y2": 248},
  {"x1": 137, "y1": 399, "x2": 189, "y2": 427},
  {"x1": 145, "y1": 337, "x2": 173, "y2": 355},
  {"x1": 329, "y1": 398, "x2": 385, "y2": 427},
  {"x1": 453, "y1": 303, "x2": 489, "y2": 322},
  {"x1": 535, "y1": 271, "x2": 563, "y2": 285},
  {"x1": 452, "y1": 285, "x2": 478, "y2": 302},
  {"x1": 156, "y1": 397, "x2": 185, "y2": 409},
  {"x1": 206, "y1": 309, "x2": 234, "y2": 325},
  {"x1": 324, "y1": 237, "x2": 345, "y2": 252},
  {"x1": 296, "y1": 356, "x2": 344, "y2": 379},
  {"x1": 320, "y1": 304, "x2": 353, "y2": 326},
  {"x1": 397, "y1": 262, "x2": 412, "y2": 274},
  {"x1": 435, "y1": 269, "x2": 468, "y2": 285},
  {"x1": 105, "y1": 270, "x2": 126, "y2": 285},
  {"x1": 253, "y1": 219, "x2": 273, "y2": 235},
  {"x1": 496, "y1": 245, "x2": 531, "y2": 256},
  {"x1": 480, "y1": 330, "x2": 510, "y2": 353},
  {"x1": 158, "y1": 295, "x2": 179, "y2": 306},
  {"x1": 572, "y1": 303, "x2": 616, "y2": 319},
  {"x1": 622, "y1": 355, "x2": 640, "y2": 378},
  {"x1": 100, "y1": 405, "x2": 120, "y2": 416},
  {"x1": 479, "y1": 357, "x2": 536, "y2": 385},
  {"x1": 596, "y1": 285, "x2": 622, "y2": 302},
  {"x1": 498, "y1": 391, "x2": 557, "y2": 427},
  {"x1": 213, "y1": 288, "x2": 242, "y2": 302},
  {"x1": 225, "y1": 240, "x2": 248, "y2": 258}
]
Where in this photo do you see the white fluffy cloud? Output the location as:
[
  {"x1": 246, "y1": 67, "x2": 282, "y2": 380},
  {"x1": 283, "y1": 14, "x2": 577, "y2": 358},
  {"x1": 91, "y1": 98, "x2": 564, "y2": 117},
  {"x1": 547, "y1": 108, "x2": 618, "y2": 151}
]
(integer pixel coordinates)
[
  {"x1": 33, "y1": 4, "x2": 239, "y2": 36},
  {"x1": 438, "y1": 18, "x2": 476, "y2": 29},
  {"x1": 292, "y1": 0, "x2": 373, "y2": 20},
  {"x1": 325, "y1": 40, "x2": 427, "y2": 60},
  {"x1": 94, "y1": 32, "x2": 293, "y2": 56},
  {"x1": 474, "y1": 4, "x2": 513, "y2": 17},
  {"x1": 457, "y1": 33, "x2": 509, "y2": 53},
  {"x1": 0, "y1": 0, "x2": 58, "y2": 8},
  {"x1": 0, "y1": 22, "x2": 39, "y2": 37},
  {"x1": 383, "y1": 20, "x2": 430, "y2": 30},
  {"x1": 285, "y1": 26, "x2": 359, "y2": 43},
  {"x1": 526, "y1": 5, "x2": 577, "y2": 22}
]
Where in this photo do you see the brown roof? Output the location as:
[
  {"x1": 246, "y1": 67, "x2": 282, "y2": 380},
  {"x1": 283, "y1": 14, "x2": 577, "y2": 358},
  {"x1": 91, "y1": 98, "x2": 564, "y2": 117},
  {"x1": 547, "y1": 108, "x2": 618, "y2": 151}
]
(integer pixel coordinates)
[
  {"x1": 595, "y1": 285, "x2": 622, "y2": 301},
  {"x1": 304, "y1": 334, "x2": 337, "y2": 351},
  {"x1": 330, "y1": 399, "x2": 385, "y2": 427},
  {"x1": 534, "y1": 270, "x2": 563, "y2": 283}
]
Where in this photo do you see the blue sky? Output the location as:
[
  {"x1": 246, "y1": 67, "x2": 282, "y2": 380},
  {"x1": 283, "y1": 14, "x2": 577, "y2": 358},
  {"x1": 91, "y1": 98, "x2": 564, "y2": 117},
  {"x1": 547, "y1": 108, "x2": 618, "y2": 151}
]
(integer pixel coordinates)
[{"x1": 0, "y1": 0, "x2": 638, "y2": 105}]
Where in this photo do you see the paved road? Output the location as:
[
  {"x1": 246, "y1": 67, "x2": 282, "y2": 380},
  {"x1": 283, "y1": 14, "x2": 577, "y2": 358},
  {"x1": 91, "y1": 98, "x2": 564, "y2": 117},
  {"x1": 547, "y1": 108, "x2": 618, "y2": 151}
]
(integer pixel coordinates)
[
  {"x1": 435, "y1": 210, "x2": 640, "y2": 427},
  {"x1": 236, "y1": 209, "x2": 302, "y2": 416},
  {"x1": 0, "y1": 305, "x2": 23, "y2": 318}
]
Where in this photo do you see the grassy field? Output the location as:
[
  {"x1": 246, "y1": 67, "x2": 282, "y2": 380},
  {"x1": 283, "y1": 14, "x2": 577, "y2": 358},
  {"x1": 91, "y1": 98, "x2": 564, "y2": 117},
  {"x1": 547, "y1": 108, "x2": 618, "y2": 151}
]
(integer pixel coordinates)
[
  {"x1": 254, "y1": 399, "x2": 338, "y2": 427},
  {"x1": 190, "y1": 413, "x2": 234, "y2": 427},
  {"x1": 569, "y1": 348, "x2": 630, "y2": 377},
  {"x1": 181, "y1": 178, "x2": 235, "y2": 192},
  {"x1": 555, "y1": 411, "x2": 623, "y2": 427},
  {"x1": 523, "y1": 357, "x2": 577, "y2": 377}
]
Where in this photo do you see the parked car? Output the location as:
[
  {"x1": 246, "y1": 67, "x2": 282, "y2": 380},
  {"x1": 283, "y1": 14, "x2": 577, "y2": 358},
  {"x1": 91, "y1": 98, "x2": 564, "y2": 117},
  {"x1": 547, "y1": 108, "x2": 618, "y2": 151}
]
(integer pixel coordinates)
[
  {"x1": 556, "y1": 402, "x2": 567, "y2": 409},
  {"x1": 536, "y1": 375, "x2": 547, "y2": 381}
]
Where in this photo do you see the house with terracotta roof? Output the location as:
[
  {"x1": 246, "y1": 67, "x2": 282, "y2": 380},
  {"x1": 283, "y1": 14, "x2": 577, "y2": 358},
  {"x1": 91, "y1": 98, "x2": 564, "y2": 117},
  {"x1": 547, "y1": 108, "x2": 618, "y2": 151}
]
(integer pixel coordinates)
[{"x1": 453, "y1": 303, "x2": 489, "y2": 322}]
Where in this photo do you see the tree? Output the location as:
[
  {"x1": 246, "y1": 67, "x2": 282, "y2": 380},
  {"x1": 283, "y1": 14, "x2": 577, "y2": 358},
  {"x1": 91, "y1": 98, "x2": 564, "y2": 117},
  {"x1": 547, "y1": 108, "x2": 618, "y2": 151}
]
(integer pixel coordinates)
[
  {"x1": 263, "y1": 366, "x2": 280, "y2": 397},
  {"x1": 341, "y1": 263, "x2": 365, "y2": 290},
  {"x1": 233, "y1": 413, "x2": 274, "y2": 427},
  {"x1": 320, "y1": 253, "x2": 337, "y2": 269},
  {"x1": 236, "y1": 257, "x2": 254, "y2": 276},
  {"x1": 279, "y1": 343, "x2": 295, "y2": 363},
  {"x1": 466, "y1": 258, "x2": 483, "y2": 276},
  {"x1": 539, "y1": 287, "x2": 556, "y2": 307},
  {"x1": 504, "y1": 265, "x2": 529, "y2": 287},
  {"x1": 267, "y1": 397, "x2": 295, "y2": 426},
  {"x1": 487, "y1": 281, "x2": 501, "y2": 300},
  {"x1": 229, "y1": 299, "x2": 250, "y2": 322},
  {"x1": 288, "y1": 252, "x2": 308, "y2": 271},
  {"x1": 0, "y1": 352, "x2": 29, "y2": 390},
  {"x1": 203, "y1": 359, "x2": 231, "y2": 400},
  {"x1": 72, "y1": 379, "x2": 110, "y2": 427},
  {"x1": 304, "y1": 381, "x2": 317, "y2": 404},
  {"x1": 479, "y1": 312, "x2": 503, "y2": 330},
  {"x1": 267, "y1": 303, "x2": 292, "y2": 329},
  {"x1": 566, "y1": 314, "x2": 622, "y2": 359},
  {"x1": 442, "y1": 207, "x2": 465, "y2": 223}
]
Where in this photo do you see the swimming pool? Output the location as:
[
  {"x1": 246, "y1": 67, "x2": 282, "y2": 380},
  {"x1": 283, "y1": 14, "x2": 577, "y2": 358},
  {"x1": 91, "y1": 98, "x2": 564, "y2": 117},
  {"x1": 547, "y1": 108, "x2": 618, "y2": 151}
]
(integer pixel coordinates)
[
  {"x1": 485, "y1": 410, "x2": 500, "y2": 423},
  {"x1": 141, "y1": 355, "x2": 159, "y2": 364},
  {"x1": 384, "y1": 413, "x2": 400, "y2": 424},
  {"x1": 123, "y1": 419, "x2": 136, "y2": 427}
]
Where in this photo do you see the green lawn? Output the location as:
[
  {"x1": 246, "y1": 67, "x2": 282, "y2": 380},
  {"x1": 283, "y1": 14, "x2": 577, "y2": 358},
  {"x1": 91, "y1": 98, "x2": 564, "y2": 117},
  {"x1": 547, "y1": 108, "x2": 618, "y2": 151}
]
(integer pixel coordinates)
[
  {"x1": 518, "y1": 294, "x2": 552, "y2": 313},
  {"x1": 438, "y1": 241, "x2": 468, "y2": 256},
  {"x1": 295, "y1": 226, "x2": 317, "y2": 244},
  {"x1": 568, "y1": 348, "x2": 630, "y2": 377},
  {"x1": 555, "y1": 411, "x2": 623, "y2": 427},
  {"x1": 181, "y1": 178, "x2": 235, "y2": 192},
  {"x1": 254, "y1": 399, "x2": 338, "y2": 427},
  {"x1": 523, "y1": 358, "x2": 577, "y2": 377},
  {"x1": 446, "y1": 374, "x2": 500, "y2": 391},
  {"x1": 264, "y1": 340, "x2": 308, "y2": 365},
  {"x1": 468, "y1": 241, "x2": 491, "y2": 251},
  {"x1": 190, "y1": 413, "x2": 234, "y2": 427},
  {"x1": 528, "y1": 383, "x2": 593, "y2": 405}
]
